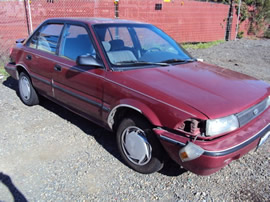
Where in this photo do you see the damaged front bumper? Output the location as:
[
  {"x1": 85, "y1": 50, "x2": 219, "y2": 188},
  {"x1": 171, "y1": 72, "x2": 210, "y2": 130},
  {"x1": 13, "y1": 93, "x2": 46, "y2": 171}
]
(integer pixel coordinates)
[{"x1": 154, "y1": 107, "x2": 270, "y2": 175}]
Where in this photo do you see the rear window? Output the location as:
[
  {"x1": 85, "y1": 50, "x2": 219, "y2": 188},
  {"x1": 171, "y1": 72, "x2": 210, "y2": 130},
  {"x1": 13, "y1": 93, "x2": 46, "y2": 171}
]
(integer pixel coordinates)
[{"x1": 27, "y1": 24, "x2": 63, "y2": 54}]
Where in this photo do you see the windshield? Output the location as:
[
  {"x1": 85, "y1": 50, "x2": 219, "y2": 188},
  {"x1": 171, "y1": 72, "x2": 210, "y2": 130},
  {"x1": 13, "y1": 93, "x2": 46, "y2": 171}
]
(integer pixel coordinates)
[{"x1": 93, "y1": 24, "x2": 193, "y2": 68}]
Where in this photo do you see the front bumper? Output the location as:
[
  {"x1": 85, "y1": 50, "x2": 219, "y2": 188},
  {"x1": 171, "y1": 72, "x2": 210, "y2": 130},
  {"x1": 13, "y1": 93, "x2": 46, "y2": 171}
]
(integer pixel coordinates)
[{"x1": 155, "y1": 107, "x2": 270, "y2": 175}]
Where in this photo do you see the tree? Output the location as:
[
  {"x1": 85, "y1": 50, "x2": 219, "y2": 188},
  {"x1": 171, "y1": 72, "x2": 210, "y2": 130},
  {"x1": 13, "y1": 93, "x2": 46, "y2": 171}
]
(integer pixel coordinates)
[{"x1": 236, "y1": 0, "x2": 270, "y2": 35}]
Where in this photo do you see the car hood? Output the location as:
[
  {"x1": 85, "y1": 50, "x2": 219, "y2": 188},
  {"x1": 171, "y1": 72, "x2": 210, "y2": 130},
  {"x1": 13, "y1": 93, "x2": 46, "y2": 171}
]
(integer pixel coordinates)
[{"x1": 115, "y1": 62, "x2": 270, "y2": 119}]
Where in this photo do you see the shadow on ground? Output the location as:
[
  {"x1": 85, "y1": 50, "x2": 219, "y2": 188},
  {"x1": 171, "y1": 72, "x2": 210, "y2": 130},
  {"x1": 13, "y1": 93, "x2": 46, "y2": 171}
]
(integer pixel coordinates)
[
  {"x1": 0, "y1": 172, "x2": 28, "y2": 202},
  {"x1": 2, "y1": 76, "x2": 186, "y2": 177}
]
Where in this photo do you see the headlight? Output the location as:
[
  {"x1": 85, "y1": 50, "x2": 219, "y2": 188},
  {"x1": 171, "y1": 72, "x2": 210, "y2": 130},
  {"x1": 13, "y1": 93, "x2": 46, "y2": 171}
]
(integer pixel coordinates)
[
  {"x1": 206, "y1": 115, "x2": 239, "y2": 137},
  {"x1": 267, "y1": 96, "x2": 270, "y2": 108}
]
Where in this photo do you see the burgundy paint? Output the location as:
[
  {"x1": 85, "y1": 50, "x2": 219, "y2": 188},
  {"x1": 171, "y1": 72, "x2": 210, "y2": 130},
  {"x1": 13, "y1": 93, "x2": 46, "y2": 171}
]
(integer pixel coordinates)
[{"x1": 5, "y1": 18, "x2": 270, "y2": 176}]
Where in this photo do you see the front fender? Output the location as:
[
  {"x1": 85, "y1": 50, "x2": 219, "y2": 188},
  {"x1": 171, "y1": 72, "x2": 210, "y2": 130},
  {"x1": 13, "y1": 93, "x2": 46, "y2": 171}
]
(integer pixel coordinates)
[{"x1": 107, "y1": 98, "x2": 162, "y2": 129}]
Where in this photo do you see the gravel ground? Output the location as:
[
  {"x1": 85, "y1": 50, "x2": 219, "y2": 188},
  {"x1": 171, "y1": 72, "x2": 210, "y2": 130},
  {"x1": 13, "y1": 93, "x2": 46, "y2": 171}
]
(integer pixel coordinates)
[{"x1": 0, "y1": 39, "x2": 270, "y2": 201}]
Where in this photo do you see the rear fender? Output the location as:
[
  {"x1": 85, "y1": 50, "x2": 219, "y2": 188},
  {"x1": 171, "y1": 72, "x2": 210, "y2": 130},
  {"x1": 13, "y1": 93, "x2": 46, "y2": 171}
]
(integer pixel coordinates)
[{"x1": 16, "y1": 63, "x2": 30, "y2": 79}]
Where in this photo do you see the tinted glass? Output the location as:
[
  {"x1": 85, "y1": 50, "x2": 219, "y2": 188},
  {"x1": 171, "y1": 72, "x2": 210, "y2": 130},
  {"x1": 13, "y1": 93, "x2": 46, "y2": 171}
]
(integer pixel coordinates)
[
  {"x1": 29, "y1": 32, "x2": 38, "y2": 49},
  {"x1": 59, "y1": 25, "x2": 96, "y2": 61},
  {"x1": 134, "y1": 27, "x2": 178, "y2": 54},
  {"x1": 104, "y1": 27, "x2": 134, "y2": 48},
  {"x1": 28, "y1": 24, "x2": 63, "y2": 54},
  {"x1": 94, "y1": 24, "x2": 191, "y2": 67}
]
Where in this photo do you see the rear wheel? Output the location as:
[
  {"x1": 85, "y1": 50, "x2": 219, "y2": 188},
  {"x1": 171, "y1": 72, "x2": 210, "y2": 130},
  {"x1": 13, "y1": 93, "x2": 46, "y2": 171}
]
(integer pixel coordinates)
[
  {"x1": 116, "y1": 115, "x2": 164, "y2": 174},
  {"x1": 18, "y1": 72, "x2": 39, "y2": 106}
]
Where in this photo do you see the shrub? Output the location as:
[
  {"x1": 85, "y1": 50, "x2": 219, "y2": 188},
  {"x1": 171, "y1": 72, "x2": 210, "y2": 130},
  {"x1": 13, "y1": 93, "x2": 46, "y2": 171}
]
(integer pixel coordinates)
[
  {"x1": 264, "y1": 27, "x2": 270, "y2": 38},
  {"x1": 237, "y1": 31, "x2": 244, "y2": 39}
]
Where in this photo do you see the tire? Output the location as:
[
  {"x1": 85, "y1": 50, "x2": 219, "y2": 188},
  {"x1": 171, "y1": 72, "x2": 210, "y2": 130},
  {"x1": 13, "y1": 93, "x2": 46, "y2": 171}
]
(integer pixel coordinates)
[
  {"x1": 18, "y1": 72, "x2": 39, "y2": 106},
  {"x1": 116, "y1": 115, "x2": 164, "y2": 174}
]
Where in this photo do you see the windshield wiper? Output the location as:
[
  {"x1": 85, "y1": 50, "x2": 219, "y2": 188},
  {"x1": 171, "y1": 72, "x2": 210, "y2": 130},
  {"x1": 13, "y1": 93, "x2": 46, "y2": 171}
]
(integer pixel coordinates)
[
  {"x1": 115, "y1": 60, "x2": 169, "y2": 66},
  {"x1": 160, "y1": 58, "x2": 196, "y2": 63}
]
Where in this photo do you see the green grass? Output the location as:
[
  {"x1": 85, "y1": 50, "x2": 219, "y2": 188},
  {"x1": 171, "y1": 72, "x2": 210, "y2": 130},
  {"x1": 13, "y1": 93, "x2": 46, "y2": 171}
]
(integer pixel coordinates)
[
  {"x1": 181, "y1": 40, "x2": 225, "y2": 50},
  {"x1": 0, "y1": 66, "x2": 8, "y2": 78}
]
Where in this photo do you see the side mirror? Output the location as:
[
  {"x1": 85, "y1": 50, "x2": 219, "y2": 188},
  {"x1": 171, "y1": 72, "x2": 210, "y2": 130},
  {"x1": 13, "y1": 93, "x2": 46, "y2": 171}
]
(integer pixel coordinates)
[
  {"x1": 197, "y1": 58, "x2": 204, "y2": 62},
  {"x1": 16, "y1": 38, "x2": 25, "y2": 44},
  {"x1": 76, "y1": 55, "x2": 103, "y2": 68}
]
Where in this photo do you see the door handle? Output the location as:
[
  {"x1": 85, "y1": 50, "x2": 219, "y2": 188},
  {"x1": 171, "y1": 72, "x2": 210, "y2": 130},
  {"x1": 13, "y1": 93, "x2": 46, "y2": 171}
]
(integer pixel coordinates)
[
  {"x1": 26, "y1": 55, "x2": 32, "y2": 60},
  {"x1": 54, "y1": 64, "x2": 62, "y2": 72}
]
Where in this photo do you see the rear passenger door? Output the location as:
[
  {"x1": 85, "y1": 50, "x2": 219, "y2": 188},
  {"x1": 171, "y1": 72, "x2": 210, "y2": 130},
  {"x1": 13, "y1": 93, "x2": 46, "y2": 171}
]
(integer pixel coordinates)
[
  {"x1": 24, "y1": 23, "x2": 64, "y2": 97},
  {"x1": 52, "y1": 23, "x2": 106, "y2": 123}
]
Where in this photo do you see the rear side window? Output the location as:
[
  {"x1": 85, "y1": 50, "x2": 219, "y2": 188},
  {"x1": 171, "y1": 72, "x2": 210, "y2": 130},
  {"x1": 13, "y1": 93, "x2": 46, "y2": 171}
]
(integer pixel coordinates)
[
  {"x1": 28, "y1": 24, "x2": 63, "y2": 54},
  {"x1": 59, "y1": 25, "x2": 96, "y2": 61}
]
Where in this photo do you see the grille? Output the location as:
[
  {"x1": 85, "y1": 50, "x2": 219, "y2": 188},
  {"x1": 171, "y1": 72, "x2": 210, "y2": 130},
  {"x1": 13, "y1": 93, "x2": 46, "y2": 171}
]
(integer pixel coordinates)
[{"x1": 236, "y1": 98, "x2": 268, "y2": 127}]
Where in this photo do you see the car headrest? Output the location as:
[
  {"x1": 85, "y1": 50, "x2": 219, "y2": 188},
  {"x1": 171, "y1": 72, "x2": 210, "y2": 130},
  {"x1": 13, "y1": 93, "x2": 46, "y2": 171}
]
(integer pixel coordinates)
[
  {"x1": 102, "y1": 41, "x2": 111, "y2": 52},
  {"x1": 109, "y1": 39, "x2": 124, "y2": 50}
]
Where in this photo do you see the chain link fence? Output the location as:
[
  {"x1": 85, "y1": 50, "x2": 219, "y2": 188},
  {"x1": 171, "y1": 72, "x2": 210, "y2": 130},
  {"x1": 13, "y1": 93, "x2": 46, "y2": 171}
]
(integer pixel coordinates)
[
  {"x1": 0, "y1": 0, "x2": 243, "y2": 67},
  {"x1": 0, "y1": 1, "x2": 29, "y2": 66},
  {"x1": 0, "y1": 0, "x2": 115, "y2": 66}
]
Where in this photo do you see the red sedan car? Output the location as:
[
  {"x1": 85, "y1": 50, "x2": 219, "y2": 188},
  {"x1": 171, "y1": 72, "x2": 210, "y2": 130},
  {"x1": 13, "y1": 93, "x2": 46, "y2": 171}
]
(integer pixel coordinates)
[{"x1": 5, "y1": 18, "x2": 270, "y2": 175}]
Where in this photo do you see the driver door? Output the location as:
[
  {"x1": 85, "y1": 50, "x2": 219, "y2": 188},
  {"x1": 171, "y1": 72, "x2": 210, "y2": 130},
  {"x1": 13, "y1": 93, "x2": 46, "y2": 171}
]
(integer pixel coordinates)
[{"x1": 52, "y1": 23, "x2": 106, "y2": 123}]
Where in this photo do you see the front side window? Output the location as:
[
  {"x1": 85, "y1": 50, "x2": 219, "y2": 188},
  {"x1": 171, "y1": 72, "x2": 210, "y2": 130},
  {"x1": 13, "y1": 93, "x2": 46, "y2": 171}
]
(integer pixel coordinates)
[
  {"x1": 28, "y1": 24, "x2": 63, "y2": 54},
  {"x1": 59, "y1": 25, "x2": 96, "y2": 61},
  {"x1": 94, "y1": 24, "x2": 192, "y2": 68}
]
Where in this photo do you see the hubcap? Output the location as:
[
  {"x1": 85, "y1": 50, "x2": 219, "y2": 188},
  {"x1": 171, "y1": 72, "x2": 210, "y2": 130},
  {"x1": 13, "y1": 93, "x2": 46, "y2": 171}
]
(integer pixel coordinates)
[
  {"x1": 121, "y1": 126, "x2": 152, "y2": 166},
  {"x1": 19, "y1": 76, "x2": 31, "y2": 101}
]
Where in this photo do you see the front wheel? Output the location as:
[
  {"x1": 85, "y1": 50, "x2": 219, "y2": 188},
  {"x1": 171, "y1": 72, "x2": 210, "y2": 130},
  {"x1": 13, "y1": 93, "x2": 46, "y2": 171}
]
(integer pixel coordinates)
[
  {"x1": 18, "y1": 72, "x2": 39, "y2": 106},
  {"x1": 116, "y1": 116, "x2": 164, "y2": 174}
]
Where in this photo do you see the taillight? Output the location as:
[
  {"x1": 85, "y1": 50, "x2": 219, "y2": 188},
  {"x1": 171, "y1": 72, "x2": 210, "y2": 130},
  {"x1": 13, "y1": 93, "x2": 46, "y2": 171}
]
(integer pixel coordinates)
[{"x1": 9, "y1": 47, "x2": 13, "y2": 55}]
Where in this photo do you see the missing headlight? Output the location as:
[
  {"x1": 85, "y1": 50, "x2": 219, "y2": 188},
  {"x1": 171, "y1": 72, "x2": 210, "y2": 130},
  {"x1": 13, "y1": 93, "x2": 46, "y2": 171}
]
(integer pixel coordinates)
[{"x1": 177, "y1": 119, "x2": 205, "y2": 136}]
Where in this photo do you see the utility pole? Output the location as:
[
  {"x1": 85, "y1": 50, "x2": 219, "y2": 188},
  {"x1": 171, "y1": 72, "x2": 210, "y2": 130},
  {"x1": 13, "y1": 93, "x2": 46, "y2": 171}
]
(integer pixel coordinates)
[
  {"x1": 114, "y1": 0, "x2": 119, "y2": 18},
  {"x1": 27, "y1": 0, "x2": 33, "y2": 34},
  {"x1": 235, "y1": 0, "x2": 242, "y2": 40},
  {"x1": 225, "y1": 0, "x2": 233, "y2": 41},
  {"x1": 23, "y1": 0, "x2": 30, "y2": 35}
]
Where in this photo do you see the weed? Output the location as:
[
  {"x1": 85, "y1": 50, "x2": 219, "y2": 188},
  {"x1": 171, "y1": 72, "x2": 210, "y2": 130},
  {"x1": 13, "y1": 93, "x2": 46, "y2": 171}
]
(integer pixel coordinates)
[
  {"x1": 237, "y1": 31, "x2": 244, "y2": 39},
  {"x1": 181, "y1": 40, "x2": 225, "y2": 50},
  {"x1": 264, "y1": 27, "x2": 270, "y2": 38},
  {"x1": 0, "y1": 66, "x2": 8, "y2": 78}
]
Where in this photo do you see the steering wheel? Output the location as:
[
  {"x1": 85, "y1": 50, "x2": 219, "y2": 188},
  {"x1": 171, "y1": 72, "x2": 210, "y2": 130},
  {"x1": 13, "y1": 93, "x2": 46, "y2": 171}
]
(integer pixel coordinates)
[{"x1": 145, "y1": 47, "x2": 161, "y2": 53}]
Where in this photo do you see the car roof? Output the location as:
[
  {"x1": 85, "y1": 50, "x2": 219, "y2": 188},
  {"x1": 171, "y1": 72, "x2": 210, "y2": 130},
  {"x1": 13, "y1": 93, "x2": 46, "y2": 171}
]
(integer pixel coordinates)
[{"x1": 45, "y1": 17, "x2": 148, "y2": 25}]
